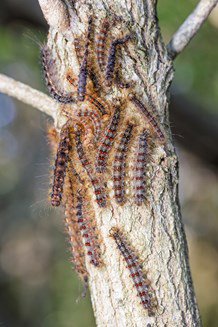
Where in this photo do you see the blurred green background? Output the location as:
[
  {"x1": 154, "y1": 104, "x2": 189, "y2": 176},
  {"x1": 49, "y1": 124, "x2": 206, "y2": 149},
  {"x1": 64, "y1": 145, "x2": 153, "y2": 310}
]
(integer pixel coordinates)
[{"x1": 0, "y1": 0, "x2": 218, "y2": 326}]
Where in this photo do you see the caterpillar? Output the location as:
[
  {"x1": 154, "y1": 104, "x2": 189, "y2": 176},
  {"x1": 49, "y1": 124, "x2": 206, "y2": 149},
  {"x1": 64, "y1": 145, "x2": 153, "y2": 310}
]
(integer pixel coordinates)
[
  {"x1": 51, "y1": 123, "x2": 72, "y2": 207},
  {"x1": 105, "y1": 35, "x2": 131, "y2": 87},
  {"x1": 41, "y1": 46, "x2": 76, "y2": 103},
  {"x1": 96, "y1": 106, "x2": 121, "y2": 173},
  {"x1": 77, "y1": 17, "x2": 93, "y2": 101},
  {"x1": 96, "y1": 18, "x2": 110, "y2": 71},
  {"x1": 130, "y1": 95, "x2": 165, "y2": 143},
  {"x1": 64, "y1": 175, "x2": 88, "y2": 286},
  {"x1": 113, "y1": 123, "x2": 134, "y2": 204},
  {"x1": 110, "y1": 227, "x2": 156, "y2": 316},
  {"x1": 76, "y1": 191, "x2": 102, "y2": 267},
  {"x1": 77, "y1": 108, "x2": 102, "y2": 142},
  {"x1": 75, "y1": 128, "x2": 107, "y2": 207},
  {"x1": 134, "y1": 130, "x2": 149, "y2": 205}
]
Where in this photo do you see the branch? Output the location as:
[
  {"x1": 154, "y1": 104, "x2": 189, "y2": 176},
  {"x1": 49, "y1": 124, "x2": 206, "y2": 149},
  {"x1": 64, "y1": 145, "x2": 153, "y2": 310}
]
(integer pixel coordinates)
[
  {"x1": 0, "y1": 74, "x2": 57, "y2": 119},
  {"x1": 167, "y1": 0, "x2": 218, "y2": 59}
]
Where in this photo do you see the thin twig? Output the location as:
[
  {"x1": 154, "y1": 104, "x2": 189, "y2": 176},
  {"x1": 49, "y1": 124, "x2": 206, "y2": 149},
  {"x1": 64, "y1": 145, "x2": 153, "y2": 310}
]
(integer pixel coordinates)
[
  {"x1": 0, "y1": 73, "x2": 57, "y2": 119},
  {"x1": 167, "y1": 0, "x2": 218, "y2": 59}
]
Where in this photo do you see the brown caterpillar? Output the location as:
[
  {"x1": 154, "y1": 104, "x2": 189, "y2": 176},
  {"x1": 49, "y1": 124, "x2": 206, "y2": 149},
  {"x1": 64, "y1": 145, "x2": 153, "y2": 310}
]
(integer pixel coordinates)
[
  {"x1": 96, "y1": 18, "x2": 110, "y2": 71},
  {"x1": 96, "y1": 106, "x2": 121, "y2": 173},
  {"x1": 113, "y1": 123, "x2": 134, "y2": 204},
  {"x1": 51, "y1": 123, "x2": 72, "y2": 207},
  {"x1": 75, "y1": 128, "x2": 106, "y2": 207},
  {"x1": 110, "y1": 227, "x2": 156, "y2": 316},
  {"x1": 76, "y1": 191, "x2": 102, "y2": 267},
  {"x1": 77, "y1": 108, "x2": 102, "y2": 142},
  {"x1": 130, "y1": 95, "x2": 165, "y2": 143},
  {"x1": 41, "y1": 46, "x2": 76, "y2": 103},
  {"x1": 77, "y1": 17, "x2": 93, "y2": 101},
  {"x1": 64, "y1": 174, "x2": 88, "y2": 287},
  {"x1": 105, "y1": 35, "x2": 131, "y2": 87},
  {"x1": 134, "y1": 130, "x2": 149, "y2": 205}
]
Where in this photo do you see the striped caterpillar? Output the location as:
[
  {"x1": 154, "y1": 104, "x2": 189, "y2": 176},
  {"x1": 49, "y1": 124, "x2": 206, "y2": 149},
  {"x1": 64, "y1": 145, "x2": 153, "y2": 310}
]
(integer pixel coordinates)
[
  {"x1": 129, "y1": 95, "x2": 165, "y2": 143},
  {"x1": 113, "y1": 123, "x2": 134, "y2": 204},
  {"x1": 110, "y1": 227, "x2": 156, "y2": 316},
  {"x1": 75, "y1": 128, "x2": 107, "y2": 207},
  {"x1": 134, "y1": 130, "x2": 149, "y2": 206},
  {"x1": 76, "y1": 190, "x2": 102, "y2": 267},
  {"x1": 105, "y1": 35, "x2": 131, "y2": 87},
  {"x1": 64, "y1": 174, "x2": 88, "y2": 287},
  {"x1": 96, "y1": 106, "x2": 121, "y2": 173},
  {"x1": 41, "y1": 46, "x2": 76, "y2": 103},
  {"x1": 96, "y1": 18, "x2": 110, "y2": 71},
  {"x1": 51, "y1": 123, "x2": 72, "y2": 207},
  {"x1": 77, "y1": 17, "x2": 93, "y2": 101}
]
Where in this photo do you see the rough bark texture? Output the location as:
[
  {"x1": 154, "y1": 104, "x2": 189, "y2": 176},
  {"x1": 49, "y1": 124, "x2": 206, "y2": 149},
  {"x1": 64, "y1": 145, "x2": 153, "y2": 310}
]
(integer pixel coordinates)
[{"x1": 38, "y1": 0, "x2": 202, "y2": 326}]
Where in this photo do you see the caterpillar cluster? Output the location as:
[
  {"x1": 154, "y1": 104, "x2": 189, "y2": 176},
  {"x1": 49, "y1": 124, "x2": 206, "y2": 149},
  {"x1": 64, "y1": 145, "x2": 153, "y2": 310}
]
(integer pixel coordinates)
[{"x1": 44, "y1": 15, "x2": 166, "y2": 314}]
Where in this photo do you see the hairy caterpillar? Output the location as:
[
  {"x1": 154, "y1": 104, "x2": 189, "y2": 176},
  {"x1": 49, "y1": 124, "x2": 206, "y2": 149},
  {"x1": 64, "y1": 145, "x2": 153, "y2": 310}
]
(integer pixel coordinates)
[
  {"x1": 110, "y1": 227, "x2": 156, "y2": 316},
  {"x1": 41, "y1": 46, "x2": 76, "y2": 103},
  {"x1": 96, "y1": 18, "x2": 110, "y2": 71},
  {"x1": 96, "y1": 106, "x2": 121, "y2": 173},
  {"x1": 64, "y1": 175, "x2": 88, "y2": 286},
  {"x1": 113, "y1": 123, "x2": 134, "y2": 204},
  {"x1": 51, "y1": 123, "x2": 72, "y2": 207},
  {"x1": 105, "y1": 35, "x2": 131, "y2": 86},
  {"x1": 76, "y1": 191, "x2": 102, "y2": 266},
  {"x1": 75, "y1": 128, "x2": 107, "y2": 207},
  {"x1": 77, "y1": 17, "x2": 93, "y2": 101},
  {"x1": 134, "y1": 130, "x2": 149, "y2": 205},
  {"x1": 130, "y1": 95, "x2": 165, "y2": 142}
]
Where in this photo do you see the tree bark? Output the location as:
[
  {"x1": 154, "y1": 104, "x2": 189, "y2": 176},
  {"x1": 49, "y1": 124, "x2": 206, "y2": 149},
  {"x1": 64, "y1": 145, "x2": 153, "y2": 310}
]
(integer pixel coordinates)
[{"x1": 38, "y1": 0, "x2": 202, "y2": 326}]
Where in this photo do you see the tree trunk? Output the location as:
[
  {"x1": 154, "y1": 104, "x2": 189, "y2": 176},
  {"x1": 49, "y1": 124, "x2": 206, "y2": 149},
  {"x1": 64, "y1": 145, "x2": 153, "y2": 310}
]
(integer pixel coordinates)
[{"x1": 39, "y1": 0, "x2": 202, "y2": 325}]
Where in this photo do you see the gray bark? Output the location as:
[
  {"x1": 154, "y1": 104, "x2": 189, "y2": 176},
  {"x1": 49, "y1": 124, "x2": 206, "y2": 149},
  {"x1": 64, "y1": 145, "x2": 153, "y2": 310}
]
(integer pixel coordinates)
[{"x1": 38, "y1": 0, "x2": 202, "y2": 326}]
